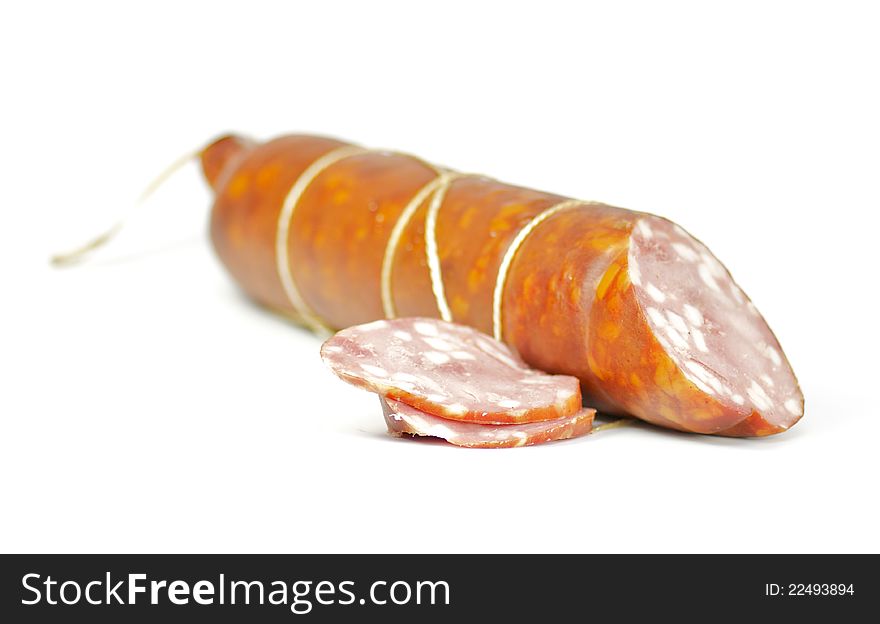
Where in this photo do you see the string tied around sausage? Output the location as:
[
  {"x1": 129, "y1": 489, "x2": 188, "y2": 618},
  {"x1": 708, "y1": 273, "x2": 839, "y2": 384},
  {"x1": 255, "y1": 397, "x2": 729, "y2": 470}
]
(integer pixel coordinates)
[
  {"x1": 380, "y1": 171, "x2": 457, "y2": 319},
  {"x1": 274, "y1": 145, "x2": 373, "y2": 334},
  {"x1": 491, "y1": 199, "x2": 601, "y2": 342}
]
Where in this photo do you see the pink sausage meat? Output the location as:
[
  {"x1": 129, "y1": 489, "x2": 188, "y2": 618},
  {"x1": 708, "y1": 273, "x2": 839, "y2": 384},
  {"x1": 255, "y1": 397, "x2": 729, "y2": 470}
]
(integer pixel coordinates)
[
  {"x1": 321, "y1": 317, "x2": 583, "y2": 424},
  {"x1": 381, "y1": 397, "x2": 595, "y2": 448}
]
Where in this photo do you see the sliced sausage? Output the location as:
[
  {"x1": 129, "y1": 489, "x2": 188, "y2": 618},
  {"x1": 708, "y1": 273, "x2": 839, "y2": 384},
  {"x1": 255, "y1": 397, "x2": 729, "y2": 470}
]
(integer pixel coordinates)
[
  {"x1": 381, "y1": 397, "x2": 594, "y2": 448},
  {"x1": 204, "y1": 134, "x2": 804, "y2": 436},
  {"x1": 320, "y1": 317, "x2": 583, "y2": 424}
]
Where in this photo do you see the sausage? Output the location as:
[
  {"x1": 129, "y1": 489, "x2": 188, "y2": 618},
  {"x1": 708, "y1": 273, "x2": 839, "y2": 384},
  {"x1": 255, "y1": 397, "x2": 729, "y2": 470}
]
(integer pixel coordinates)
[
  {"x1": 321, "y1": 318, "x2": 582, "y2": 424},
  {"x1": 202, "y1": 133, "x2": 804, "y2": 436},
  {"x1": 381, "y1": 397, "x2": 595, "y2": 448}
]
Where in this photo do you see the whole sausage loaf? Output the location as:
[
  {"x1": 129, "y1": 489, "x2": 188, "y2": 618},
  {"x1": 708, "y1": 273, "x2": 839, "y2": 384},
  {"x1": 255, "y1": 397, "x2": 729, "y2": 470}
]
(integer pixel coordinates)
[{"x1": 201, "y1": 133, "x2": 803, "y2": 437}]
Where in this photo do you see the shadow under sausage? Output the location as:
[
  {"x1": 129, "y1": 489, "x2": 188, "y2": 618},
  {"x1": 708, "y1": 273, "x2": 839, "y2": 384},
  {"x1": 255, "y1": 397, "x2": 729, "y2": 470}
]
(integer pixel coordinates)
[
  {"x1": 353, "y1": 428, "x2": 452, "y2": 447},
  {"x1": 599, "y1": 413, "x2": 808, "y2": 447}
]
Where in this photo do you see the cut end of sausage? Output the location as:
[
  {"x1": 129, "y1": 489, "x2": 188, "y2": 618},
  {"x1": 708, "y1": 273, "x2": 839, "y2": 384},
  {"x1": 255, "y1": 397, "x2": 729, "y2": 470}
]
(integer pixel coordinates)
[
  {"x1": 321, "y1": 317, "x2": 583, "y2": 424},
  {"x1": 629, "y1": 216, "x2": 804, "y2": 433},
  {"x1": 381, "y1": 396, "x2": 595, "y2": 448}
]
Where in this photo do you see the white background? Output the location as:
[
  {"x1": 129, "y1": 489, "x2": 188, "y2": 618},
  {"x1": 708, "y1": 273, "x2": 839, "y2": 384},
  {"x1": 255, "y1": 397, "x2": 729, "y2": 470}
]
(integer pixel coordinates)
[{"x1": 2, "y1": 1, "x2": 878, "y2": 553}]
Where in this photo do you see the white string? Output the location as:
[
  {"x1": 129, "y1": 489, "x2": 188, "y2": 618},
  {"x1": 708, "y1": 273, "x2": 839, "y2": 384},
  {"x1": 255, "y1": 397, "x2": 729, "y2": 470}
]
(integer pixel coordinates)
[
  {"x1": 50, "y1": 148, "x2": 200, "y2": 267},
  {"x1": 275, "y1": 144, "x2": 371, "y2": 333},
  {"x1": 423, "y1": 172, "x2": 469, "y2": 322},
  {"x1": 380, "y1": 172, "x2": 452, "y2": 318},
  {"x1": 593, "y1": 418, "x2": 634, "y2": 433},
  {"x1": 491, "y1": 199, "x2": 595, "y2": 341}
]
